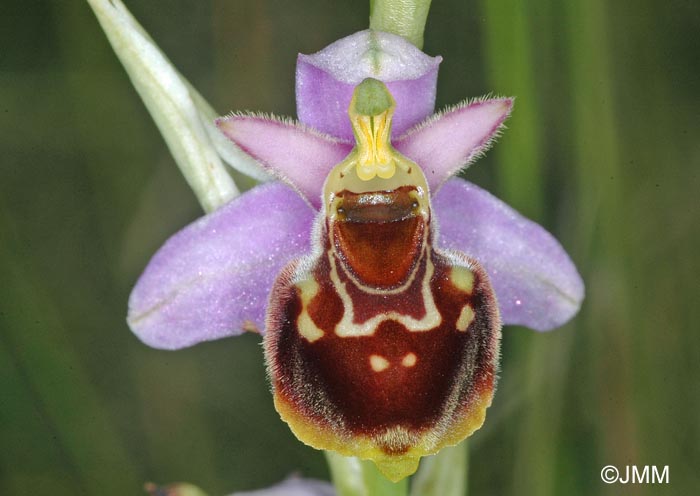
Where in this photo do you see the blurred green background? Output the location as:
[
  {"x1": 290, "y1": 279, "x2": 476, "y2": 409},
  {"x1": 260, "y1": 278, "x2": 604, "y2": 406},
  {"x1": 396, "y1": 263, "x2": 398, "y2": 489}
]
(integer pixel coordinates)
[{"x1": 1, "y1": 0, "x2": 699, "y2": 495}]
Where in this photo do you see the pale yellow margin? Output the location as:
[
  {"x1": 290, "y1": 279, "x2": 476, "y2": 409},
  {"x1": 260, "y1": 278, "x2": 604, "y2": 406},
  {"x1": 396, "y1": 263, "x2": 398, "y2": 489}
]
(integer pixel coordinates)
[{"x1": 274, "y1": 386, "x2": 493, "y2": 482}]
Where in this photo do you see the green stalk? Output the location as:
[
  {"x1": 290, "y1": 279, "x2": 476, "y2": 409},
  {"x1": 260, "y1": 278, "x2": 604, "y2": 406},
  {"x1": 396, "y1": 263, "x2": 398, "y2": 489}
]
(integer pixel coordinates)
[
  {"x1": 86, "y1": 0, "x2": 241, "y2": 213},
  {"x1": 481, "y1": 0, "x2": 543, "y2": 219},
  {"x1": 325, "y1": 452, "x2": 408, "y2": 496},
  {"x1": 369, "y1": 0, "x2": 433, "y2": 49},
  {"x1": 480, "y1": 2, "x2": 561, "y2": 495},
  {"x1": 564, "y1": 0, "x2": 638, "y2": 484},
  {"x1": 410, "y1": 442, "x2": 468, "y2": 496}
]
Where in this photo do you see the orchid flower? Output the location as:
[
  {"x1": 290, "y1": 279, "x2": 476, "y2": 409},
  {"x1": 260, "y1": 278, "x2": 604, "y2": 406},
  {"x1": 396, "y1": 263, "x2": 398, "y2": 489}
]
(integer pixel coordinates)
[
  {"x1": 126, "y1": 30, "x2": 583, "y2": 481},
  {"x1": 89, "y1": 0, "x2": 583, "y2": 488}
]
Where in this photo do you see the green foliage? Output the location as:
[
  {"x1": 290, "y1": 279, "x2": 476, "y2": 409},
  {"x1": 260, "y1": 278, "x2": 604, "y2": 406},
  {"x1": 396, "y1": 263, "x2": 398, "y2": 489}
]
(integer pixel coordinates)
[{"x1": 1, "y1": 0, "x2": 698, "y2": 495}]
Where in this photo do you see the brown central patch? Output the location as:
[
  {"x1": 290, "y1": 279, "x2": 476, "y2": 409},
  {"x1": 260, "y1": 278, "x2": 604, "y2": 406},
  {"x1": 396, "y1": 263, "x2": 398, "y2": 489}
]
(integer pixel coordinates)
[
  {"x1": 333, "y1": 187, "x2": 424, "y2": 288},
  {"x1": 269, "y1": 246, "x2": 499, "y2": 444},
  {"x1": 304, "y1": 318, "x2": 464, "y2": 431}
]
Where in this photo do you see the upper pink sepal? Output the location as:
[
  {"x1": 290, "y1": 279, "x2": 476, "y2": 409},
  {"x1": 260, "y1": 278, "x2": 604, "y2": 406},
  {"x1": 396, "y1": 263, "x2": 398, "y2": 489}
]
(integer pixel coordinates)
[
  {"x1": 296, "y1": 29, "x2": 441, "y2": 140},
  {"x1": 217, "y1": 114, "x2": 352, "y2": 209},
  {"x1": 395, "y1": 97, "x2": 513, "y2": 194}
]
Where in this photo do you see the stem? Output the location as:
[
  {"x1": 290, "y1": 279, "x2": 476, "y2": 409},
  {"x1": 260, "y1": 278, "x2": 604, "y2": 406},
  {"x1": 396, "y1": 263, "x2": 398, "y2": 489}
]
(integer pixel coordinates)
[
  {"x1": 325, "y1": 452, "x2": 408, "y2": 496},
  {"x1": 87, "y1": 0, "x2": 240, "y2": 213},
  {"x1": 369, "y1": 0, "x2": 433, "y2": 49},
  {"x1": 481, "y1": 0, "x2": 543, "y2": 219},
  {"x1": 410, "y1": 442, "x2": 469, "y2": 496}
]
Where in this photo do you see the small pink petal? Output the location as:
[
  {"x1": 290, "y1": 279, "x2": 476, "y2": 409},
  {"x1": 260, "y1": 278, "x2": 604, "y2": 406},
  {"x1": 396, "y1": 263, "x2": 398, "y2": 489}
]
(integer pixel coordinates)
[
  {"x1": 217, "y1": 114, "x2": 351, "y2": 209},
  {"x1": 434, "y1": 178, "x2": 584, "y2": 331},
  {"x1": 128, "y1": 182, "x2": 315, "y2": 349},
  {"x1": 296, "y1": 29, "x2": 441, "y2": 140},
  {"x1": 395, "y1": 97, "x2": 513, "y2": 194}
]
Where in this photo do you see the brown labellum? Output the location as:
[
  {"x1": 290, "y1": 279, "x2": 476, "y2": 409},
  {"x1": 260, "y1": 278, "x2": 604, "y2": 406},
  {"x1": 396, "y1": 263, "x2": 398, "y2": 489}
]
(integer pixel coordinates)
[{"x1": 263, "y1": 79, "x2": 501, "y2": 481}]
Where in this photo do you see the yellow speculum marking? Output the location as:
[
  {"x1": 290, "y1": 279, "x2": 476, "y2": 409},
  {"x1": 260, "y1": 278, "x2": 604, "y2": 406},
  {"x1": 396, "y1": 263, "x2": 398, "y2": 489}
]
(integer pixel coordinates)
[
  {"x1": 401, "y1": 352, "x2": 417, "y2": 367},
  {"x1": 451, "y1": 266, "x2": 475, "y2": 294},
  {"x1": 369, "y1": 354, "x2": 390, "y2": 372},
  {"x1": 296, "y1": 279, "x2": 324, "y2": 343},
  {"x1": 456, "y1": 304, "x2": 475, "y2": 332}
]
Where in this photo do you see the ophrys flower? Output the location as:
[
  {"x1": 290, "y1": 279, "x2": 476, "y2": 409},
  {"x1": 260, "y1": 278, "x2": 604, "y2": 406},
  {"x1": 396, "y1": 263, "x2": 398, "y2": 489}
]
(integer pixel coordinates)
[{"x1": 127, "y1": 29, "x2": 584, "y2": 482}]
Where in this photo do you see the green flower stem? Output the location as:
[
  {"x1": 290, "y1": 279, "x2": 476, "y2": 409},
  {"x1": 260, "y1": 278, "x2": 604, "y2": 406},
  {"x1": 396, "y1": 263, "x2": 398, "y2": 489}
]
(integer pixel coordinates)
[
  {"x1": 369, "y1": 0, "x2": 433, "y2": 49},
  {"x1": 87, "y1": 0, "x2": 241, "y2": 213},
  {"x1": 410, "y1": 442, "x2": 468, "y2": 496},
  {"x1": 325, "y1": 452, "x2": 408, "y2": 496},
  {"x1": 481, "y1": 3, "x2": 556, "y2": 494},
  {"x1": 481, "y1": 0, "x2": 543, "y2": 219}
]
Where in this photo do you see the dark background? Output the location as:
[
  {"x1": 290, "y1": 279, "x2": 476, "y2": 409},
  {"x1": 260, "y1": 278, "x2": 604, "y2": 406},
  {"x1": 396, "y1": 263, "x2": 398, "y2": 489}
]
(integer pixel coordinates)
[{"x1": 1, "y1": 0, "x2": 699, "y2": 495}]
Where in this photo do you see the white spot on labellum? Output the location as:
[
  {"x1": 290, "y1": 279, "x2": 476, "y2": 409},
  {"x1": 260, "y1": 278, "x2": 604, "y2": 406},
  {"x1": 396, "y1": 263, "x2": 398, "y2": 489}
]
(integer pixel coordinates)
[
  {"x1": 297, "y1": 279, "x2": 324, "y2": 342},
  {"x1": 369, "y1": 354, "x2": 390, "y2": 372},
  {"x1": 456, "y1": 304, "x2": 475, "y2": 332},
  {"x1": 451, "y1": 266, "x2": 474, "y2": 294},
  {"x1": 401, "y1": 352, "x2": 417, "y2": 367}
]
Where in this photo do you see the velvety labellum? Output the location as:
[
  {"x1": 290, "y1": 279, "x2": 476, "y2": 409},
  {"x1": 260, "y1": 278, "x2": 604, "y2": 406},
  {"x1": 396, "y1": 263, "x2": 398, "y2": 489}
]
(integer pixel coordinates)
[{"x1": 263, "y1": 79, "x2": 502, "y2": 482}]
